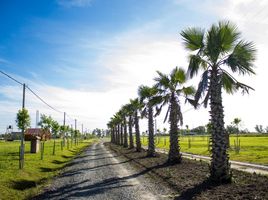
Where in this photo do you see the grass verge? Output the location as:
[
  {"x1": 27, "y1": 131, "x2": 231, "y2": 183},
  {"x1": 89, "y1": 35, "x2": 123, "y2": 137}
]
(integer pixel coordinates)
[
  {"x1": 0, "y1": 139, "x2": 96, "y2": 200},
  {"x1": 108, "y1": 143, "x2": 268, "y2": 200},
  {"x1": 139, "y1": 135, "x2": 268, "y2": 165}
]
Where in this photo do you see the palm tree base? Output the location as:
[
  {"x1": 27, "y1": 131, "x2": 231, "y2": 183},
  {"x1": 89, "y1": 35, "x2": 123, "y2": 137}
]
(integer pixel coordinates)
[
  {"x1": 167, "y1": 156, "x2": 182, "y2": 165},
  {"x1": 147, "y1": 151, "x2": 156, "y2": 157},
  {"x1": 208, "y1": 175, "x2": 232, "y2": 184}
]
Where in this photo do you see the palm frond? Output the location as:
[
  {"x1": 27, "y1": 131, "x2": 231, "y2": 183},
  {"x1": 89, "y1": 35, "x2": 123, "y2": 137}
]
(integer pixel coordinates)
[
  {"x1": 181, "y1": 86, "x2": 196, "y2": 96},
  {"x1": 173, "y1": 67, "x2": 186, "y2": 84},
  {"x1": 195, "y1": 70, "x2": 209, "y2": 103},
  {"x1": 225, "y1": 40, "x2": 256, "y2": 75},
  {"x1": 187, "y1": 55, "x2": 208, "y2": 78},
  {"x1": 154, "y1": 71, "x2": 170, "y2": 89},
  {"x1": 164, "y1": 106, "x2": 170, "y2": 123},
  {"x1": 203, "y1": 90, "x2": 210, "y2": 108},
  {"x1": 177, "y1": 105, "x2": 183, "y2": 126},
  {"x1": 221, "y1": 71, "x2": 254, "y2": 94},
  {"x1": 218, "y1": 21, "x2": 241, "y2": 52},
  {"x1": 181, "y1": 27, "x2": 204, "y2": 51}
]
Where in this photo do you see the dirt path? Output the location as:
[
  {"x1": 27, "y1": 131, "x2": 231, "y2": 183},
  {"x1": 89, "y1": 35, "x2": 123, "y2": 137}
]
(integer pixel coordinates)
[{"x1": 34, "y1": 142, "x2": 173, "y2": 200}]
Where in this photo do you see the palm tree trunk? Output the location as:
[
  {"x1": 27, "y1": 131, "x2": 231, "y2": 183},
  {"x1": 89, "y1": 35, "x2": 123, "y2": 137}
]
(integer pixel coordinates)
[
  {"x1": 147, "y1": 106, "x2": 155, "y2": 156},
  {"x1": 120, "y1": 123, "x2": 124, "y2": 146},
  {"x1": 111, "y1": 127, "x2": 114, "y2": 143},
  {"x1": 117, "y1": 124, "x2": 120, "y2": 145},
  {"x1": 134, "y1": 111, "x2": 141, "y2": 152},
  {"x1": 168, "y1": 93, "x2": 182, "y2": 164},
  {"x1": 210, "y1": 69, "x2": 231, "y2": 183},
  {"x1": 128, "y1": 115, "x2": 134, "y2": 149},
  {"x1": 123, "y1": 117, "x2": 128, "y2": 148}
]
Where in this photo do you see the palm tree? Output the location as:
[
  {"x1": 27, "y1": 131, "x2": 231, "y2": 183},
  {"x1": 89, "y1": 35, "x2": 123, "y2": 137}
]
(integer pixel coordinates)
[
  {"x1": 138, "y1": 85, "x2": 159, "y2": 157},
  {"x1": 154, "y1": 67, "x2": 195, "y2": 164},
  {"x1": 113, "y1": 113, "x2": 122, "y2": 145},
  {"x1": 181, "y1": 21, "x2": 256, "y2": 183},
  {"x1": 125, "y1": 102, "x2": 135, "y2": 149},
  {"x1": 121, "y1": 105, "x2": 129, "y2": 148},
  {"x1": 131, "y1": 98, "x2": 142, "y2": 152}
]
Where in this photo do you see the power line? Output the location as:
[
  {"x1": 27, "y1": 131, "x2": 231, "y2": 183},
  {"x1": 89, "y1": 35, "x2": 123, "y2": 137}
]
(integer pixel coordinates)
[
  {"x1": 0, "y1": 70, "x2": 23, "y2": 85},
  {"x1": 0, "y1": 69, "x2": 88, "y2": 126},
  {"x1": 26, "y1": 85, "x2": 63, "y2": 114}
]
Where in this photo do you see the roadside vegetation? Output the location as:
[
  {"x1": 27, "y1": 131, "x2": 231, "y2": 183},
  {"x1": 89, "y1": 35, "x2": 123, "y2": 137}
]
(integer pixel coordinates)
[
  {"x1": 107, "y1": 20, "x2": 259, "y2": 187},
  {"x1": 0, "y1": 139, "x2": 96, "y2": 200},
  {"x1": 139, "y1": 135, "x2": 268, "y2": 165}
]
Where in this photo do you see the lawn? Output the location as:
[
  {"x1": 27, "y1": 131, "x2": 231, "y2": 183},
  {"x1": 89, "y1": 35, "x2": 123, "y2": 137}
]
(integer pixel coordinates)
[
  {"x1": 139, "y1": 135, "x2": 268, "y2": 165},
  {"x1": 0, "y1": 138, "x2": 96, "y2": 200}
]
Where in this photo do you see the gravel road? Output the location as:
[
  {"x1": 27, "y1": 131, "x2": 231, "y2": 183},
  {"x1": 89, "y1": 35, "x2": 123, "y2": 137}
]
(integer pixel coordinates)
[{"x1": 34, "y1": 142, "x2": 174, "y2": 200}]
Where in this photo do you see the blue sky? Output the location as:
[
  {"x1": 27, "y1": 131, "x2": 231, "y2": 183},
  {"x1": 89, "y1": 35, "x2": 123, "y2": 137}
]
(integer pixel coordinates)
[
  {"x1": 0, "y1": 0, "x2": 267, "y2": 132},
  {"x1": 0, "y1": 0, "x2": 215, "y2": 88}
]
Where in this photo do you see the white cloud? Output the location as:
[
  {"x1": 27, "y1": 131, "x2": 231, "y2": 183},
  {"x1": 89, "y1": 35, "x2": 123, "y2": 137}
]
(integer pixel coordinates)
[{"x1": 1, "y1": 0, "x2": 268, "y2": 134}]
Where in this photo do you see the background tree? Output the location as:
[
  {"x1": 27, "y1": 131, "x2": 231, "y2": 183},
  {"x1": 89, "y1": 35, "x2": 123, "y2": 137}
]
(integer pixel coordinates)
[
  {"x1": 16, "y1": 108, "x2": 31, "y2": 132},
  {"x1": 51, "y1": 120, "x2": 60, "y2": 138},
  {"x1": 181, "y1": 21, "x2": 256, "y2": 182}
]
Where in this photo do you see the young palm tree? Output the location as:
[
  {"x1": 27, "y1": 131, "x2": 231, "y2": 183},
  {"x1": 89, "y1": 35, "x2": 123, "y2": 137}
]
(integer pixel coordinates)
[
  {"x1": 138, "y1": 85, "x2": 159, "y2": 157},
  {"x1": 130, "y1": 98, "x2": 142, "y2": 152},
  {"x1": 154, "y1": 67, "x2": 195, "y2": 164},
  {"x1": 181, "y1": 21, "x2": 256, "y2": 182}
]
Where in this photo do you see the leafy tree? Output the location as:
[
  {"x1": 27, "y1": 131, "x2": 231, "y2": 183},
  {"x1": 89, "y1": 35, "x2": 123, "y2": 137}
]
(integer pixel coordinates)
[
  {"x1": 255, "y1": 125, "x2": 264, "y2": 133},
  {"x1": 226, "y1": 125, "x2": 238, "y2": 134},
  {"x1": 39, "y1": 114, "x2": 53, "y2": 131},
  {"x1": 154, "y1": 67, "x2": 195, "y2": 163},
  {"x1": 51, "y1": 120, "x2": 60, "y2": 138},
  {"x1": 181, "y1": 21, "x2": 256, "y2": 182},
  {"x1": 16, "y1": 108, "x2": 31, "y2": 131}
]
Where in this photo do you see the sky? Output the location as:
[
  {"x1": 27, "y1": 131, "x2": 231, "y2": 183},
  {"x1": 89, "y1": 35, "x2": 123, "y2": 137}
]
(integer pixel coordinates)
[{"x1": 0, "y1": 0, "x2": 268, "y2": 133}]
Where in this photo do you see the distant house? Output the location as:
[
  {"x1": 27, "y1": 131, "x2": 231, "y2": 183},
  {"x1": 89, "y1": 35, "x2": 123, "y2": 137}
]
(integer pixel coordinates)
[
  {"x1": 25, "y1": 128, "x2": 51, "y2": 141},
  {"x1": 5, "y1": 132, "x2": 21, "y2": 141}
]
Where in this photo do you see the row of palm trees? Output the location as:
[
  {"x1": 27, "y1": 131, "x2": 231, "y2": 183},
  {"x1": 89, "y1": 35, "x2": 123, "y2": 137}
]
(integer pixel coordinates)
[{"x1": 107, "y1": 21, "x2": 256, "y2": 183}]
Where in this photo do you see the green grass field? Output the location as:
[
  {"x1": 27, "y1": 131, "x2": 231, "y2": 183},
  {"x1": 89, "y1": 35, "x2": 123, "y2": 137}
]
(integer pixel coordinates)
[
  {"x1": 0, "y1": 138, "x2": 96, "y2": 200},
  {"x1": 139, "y1": 135, "x2": 268, "y2": 165}
]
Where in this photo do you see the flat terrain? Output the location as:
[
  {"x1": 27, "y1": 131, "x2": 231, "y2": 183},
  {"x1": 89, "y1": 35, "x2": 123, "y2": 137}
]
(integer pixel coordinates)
[
  {"x1": 140, "y1": 135, "x2": 268, "y2": 165},
  {"x1": 110, "y1": 143, "x2": 268, "y2": 200},
  {"x1": 34, "y1": 141, "x2": 174, "y2": 200},
  {"x1": 0, "y1": 139, "x2": 95, "y2": 200}
]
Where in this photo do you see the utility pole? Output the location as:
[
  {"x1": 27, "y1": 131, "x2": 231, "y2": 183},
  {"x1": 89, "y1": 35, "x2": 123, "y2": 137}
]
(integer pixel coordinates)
[
  {"x1": 82, "y1": 124, "x2": 83, "y2": 134},
  {"x1": 63, "y1": 112, "x2": 66, "y2": 145},
  {"x1": 20, "y1": 83, "x2": 26, "y2": 169},
  {"x1": 75, "y1": 119, "x2": 77, "y2": 145}
]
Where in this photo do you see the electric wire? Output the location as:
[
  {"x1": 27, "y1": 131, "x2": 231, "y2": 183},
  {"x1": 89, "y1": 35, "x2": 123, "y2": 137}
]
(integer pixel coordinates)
[{"x1": 0, "y1": 70, "x2": 23, "y2": 85}]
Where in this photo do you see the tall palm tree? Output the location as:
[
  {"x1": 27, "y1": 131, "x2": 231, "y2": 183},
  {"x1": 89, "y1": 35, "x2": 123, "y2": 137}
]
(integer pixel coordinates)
[
  {"x1": 154, "y1": 67, "x2": 195, "y2": 164},
  {"x1": 181, "y1": 21, "x2": 256, "y2": 183},
  {"x1": 113, "y1": 113, "x2": 121, "y2": 145},
  {"x1": 125, "y1": 102, "x2": 135, "y2": 149},
  {"x1": 138, "y1": 85, "x2": 159, "y2": 157},
  {"x1": 131, "y1": 98, "x2": 142, "y2": 152},
  {"x1": 121, "y1": 105, "x2": 129, "y2": 148}
]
